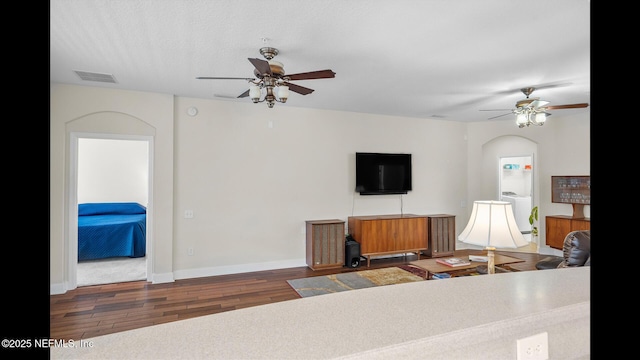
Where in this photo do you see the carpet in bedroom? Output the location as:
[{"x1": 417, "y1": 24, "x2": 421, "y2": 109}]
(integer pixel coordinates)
[
  {"x1": 77, "y1": 256, "x2": 146, "y2": 286},
  {"x1": 286, "y1": 266, "x2": 424, "y2": 298}
]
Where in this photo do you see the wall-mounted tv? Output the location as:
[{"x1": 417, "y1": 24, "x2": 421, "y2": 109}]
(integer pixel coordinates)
[{"x1": 355, "y1": 152, "x2": 412, "y2": 195}]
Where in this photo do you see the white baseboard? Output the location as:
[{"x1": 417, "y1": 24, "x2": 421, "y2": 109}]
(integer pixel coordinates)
[
  {"x1": 151, "y1": 272, "x2": 175, "y2": 284},
  {"x1": 173, "y1": 258, "x2": 307, "y2": 281},
  {"x1": 50, "y1": 283, "x2": 67, "y2": 295}
]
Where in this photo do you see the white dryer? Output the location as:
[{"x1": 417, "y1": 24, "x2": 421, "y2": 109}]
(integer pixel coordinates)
[{"x1": 501, "y1": 195, "x2": 532, "y2": 233}]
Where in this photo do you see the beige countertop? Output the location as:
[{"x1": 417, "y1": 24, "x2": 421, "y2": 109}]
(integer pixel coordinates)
[{"x1": 51, "y1": 267, "x2": 590, "y2": 359}]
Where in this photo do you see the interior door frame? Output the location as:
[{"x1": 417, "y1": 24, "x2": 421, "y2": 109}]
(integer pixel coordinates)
[{"x1": 67, "y1": 132, "x2": 154, "y2": 290}]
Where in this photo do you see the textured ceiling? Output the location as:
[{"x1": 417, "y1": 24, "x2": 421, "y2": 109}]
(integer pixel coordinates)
[{"x1": 50, "y1": 0, "x2": 590, "y2": 122}]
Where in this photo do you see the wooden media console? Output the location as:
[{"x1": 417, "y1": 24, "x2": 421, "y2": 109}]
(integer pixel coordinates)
[{"x1": 348, "y1": 214, "x2": 429, "y2": 267}]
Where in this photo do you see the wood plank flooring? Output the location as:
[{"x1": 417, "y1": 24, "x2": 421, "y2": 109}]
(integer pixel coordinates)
[{"x1": 50, "y1": 249, "x2": 548, "y2": 340}]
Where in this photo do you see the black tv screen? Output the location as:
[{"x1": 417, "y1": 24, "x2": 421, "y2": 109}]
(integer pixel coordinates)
[{"x1": 355, "y1": 152, "x2": 412, "y2": 195}]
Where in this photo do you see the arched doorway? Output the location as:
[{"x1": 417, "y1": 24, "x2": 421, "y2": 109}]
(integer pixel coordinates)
[
  {"x1": 65, "y1": 111, "x2": 155, "y2": 290},
  {"x1": 482, "y1": 135, "x2": 538, "y2": 251}
]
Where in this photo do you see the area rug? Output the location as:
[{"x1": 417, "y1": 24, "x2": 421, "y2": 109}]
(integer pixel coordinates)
[
  {"x1": 287, "y1": 267, "x2": 424, "y2": 298},
  {"x1": 397, "y1": 264, "x2": 427, "y2": 278}
]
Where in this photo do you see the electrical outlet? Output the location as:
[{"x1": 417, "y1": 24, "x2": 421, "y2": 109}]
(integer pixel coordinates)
[
  {"x1": 184, "y1": 210, "x2": 194, "y2": 218},
  {"x1": 188, "y1": 247, "x2": 194, "y2": 256},
  {"x1": 517, "y1": 332, "x2": 549, "y2": 360}
]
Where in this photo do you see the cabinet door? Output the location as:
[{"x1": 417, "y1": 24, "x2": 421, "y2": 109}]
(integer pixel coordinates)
[
  {"x1": 359, "y1": 220, "x2": 391, "y2": 254},
  {"x1": 393, "y1": 217, "x2": 427, "y2": 250},
  {"x1": 571, "y1": 219, "x2": 591, "y2": 231},
  {"x1": 545, "y1": 217, "x2": 572, "y2": 250}
]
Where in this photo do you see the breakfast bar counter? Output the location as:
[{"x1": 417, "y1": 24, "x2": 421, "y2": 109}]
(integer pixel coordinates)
[{"x1": 51, "y1": 267, "x2": 590, "y2": 359}]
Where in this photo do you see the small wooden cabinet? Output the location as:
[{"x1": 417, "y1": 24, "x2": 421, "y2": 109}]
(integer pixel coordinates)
[
  {"x1": 348, "y1": 214, "x2": 428, "y2": 267},
  {"x1": 545, "y1": 215, "x2": 590, "y2": 250},
  {"x1": 306, "y1": 219, "x2": 345, "y2": 270},
  {"x1": 423, "y1": 214, "x2": 456, "y2": 258}
]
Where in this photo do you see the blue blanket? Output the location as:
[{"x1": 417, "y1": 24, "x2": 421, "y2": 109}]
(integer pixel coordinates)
[{"x1": 78, "y1": 202, "x2": 147, "y2": 261}]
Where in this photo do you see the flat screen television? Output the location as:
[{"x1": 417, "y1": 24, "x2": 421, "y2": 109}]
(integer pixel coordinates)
[{"x1": 355, "y1": 152, "x2": 412, "y2": 195}]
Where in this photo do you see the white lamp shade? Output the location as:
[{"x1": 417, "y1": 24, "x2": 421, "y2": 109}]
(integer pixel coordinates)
[
  {"x1": 249, "y1": 85, "x2": 261, "y2": 100},
  {"x1": 516, "y1": 113, "x2": 528, "y2": 125},
  {"x1": 278, "y1": 85, "x2": 289, "y2": 100},
  {"x1": 458, "y1": 200, "x2": 528, "y2": 248}
]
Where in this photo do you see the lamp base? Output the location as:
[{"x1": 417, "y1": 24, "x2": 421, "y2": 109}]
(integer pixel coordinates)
[{"x1": 485, "y1": 246, "x2": 496, "y2": 274}]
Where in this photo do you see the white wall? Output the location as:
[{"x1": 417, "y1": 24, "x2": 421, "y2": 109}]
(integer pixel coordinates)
[
  {"x1": 50, "y1": 84, "x2": 590, "y2": 293},
  {"x1": 78, "y1": 138, "x2": 149, "y2": 205},
  {"x1": 172, "y1": 97, "x2": 468, "y2": 273}
]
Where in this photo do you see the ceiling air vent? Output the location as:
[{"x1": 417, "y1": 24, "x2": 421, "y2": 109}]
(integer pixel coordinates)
[{"x1": 74, "y1": 70, "x2": 117, "y2": 83}]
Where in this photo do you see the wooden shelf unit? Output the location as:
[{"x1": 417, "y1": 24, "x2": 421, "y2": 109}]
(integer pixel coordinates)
[
  {"x1": 306, "y1": 219, "x2": 345, "y2": 270},
  {"x1": 347, "y1": 214, "x2": 428, "y2": 267}
]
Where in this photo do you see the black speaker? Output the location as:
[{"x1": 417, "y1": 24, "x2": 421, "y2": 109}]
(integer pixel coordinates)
[{"x1": 345, "y1": 239, "x2": 361, "y2": 268}]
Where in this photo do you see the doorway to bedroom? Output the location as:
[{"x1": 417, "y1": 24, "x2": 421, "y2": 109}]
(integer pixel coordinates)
[{"x1": 76, "y1": 137, "x2": 150, "y2": 286}]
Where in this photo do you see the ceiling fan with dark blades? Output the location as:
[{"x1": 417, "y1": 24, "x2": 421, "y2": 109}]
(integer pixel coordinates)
[
  {"x1": 197, "y1": 47, "x2": 336, "y2": 108},
  {"x1": 480, "y1": 86, "x2": 589, "y2": 127}
]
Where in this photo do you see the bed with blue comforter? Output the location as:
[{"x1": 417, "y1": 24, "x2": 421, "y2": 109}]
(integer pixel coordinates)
[{"x1": 78, "y1": 202, "x2": 147, "y2": 261}]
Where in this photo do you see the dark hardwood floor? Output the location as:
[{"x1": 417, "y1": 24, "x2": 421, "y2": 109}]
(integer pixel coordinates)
[{"x1": 50, "y1": 249, "x2": 547, "y2": 340}]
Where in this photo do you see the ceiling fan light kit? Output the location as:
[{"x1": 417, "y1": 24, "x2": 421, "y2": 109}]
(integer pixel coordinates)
[
  {"x1": 516, "y1": 110, "x2": 548, "y2": 128},
  {"x1": 481, "y1": 86, "x2": 588, "y2": 128},
  {"x1": 197, "y1": 47, "x2": 335, "y2": 109},
  {"x1": 515, "y1": 87, "x2": 547, "y2": 128}
]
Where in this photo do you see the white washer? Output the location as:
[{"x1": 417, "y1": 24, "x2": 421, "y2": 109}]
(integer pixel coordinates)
[{"x1": 501, "y1": 195, "x2": 532, "y2": 233}]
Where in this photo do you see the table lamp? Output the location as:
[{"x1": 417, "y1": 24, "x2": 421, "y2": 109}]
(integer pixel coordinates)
[{"x1": 458, "y1": 200, "x2": 528, "y2": 274}]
